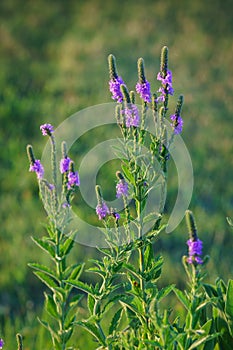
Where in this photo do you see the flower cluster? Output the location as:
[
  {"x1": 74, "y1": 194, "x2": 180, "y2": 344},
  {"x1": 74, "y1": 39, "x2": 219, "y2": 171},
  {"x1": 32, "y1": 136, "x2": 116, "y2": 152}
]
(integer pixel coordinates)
[
  {"x1": 0, "y1": 338, "x2": 4, "y2": 349},
  {"x1": 135, "y1": 80, "x2": 151, "y2": 103},
  {"x1": 60, "y1": 157, "x2": 71, "y2": 174},
  {"x1": 109, "y1": 76, "x2": 125, "y2": 103},
  {"x1": 40, "y1": 123, "x2": 54, "y2": 136},
  {"x1": 28, "y1": 125, "x2": 80, "y2": 194},
  {"x1": 187, "y1": 238, "x2": 203, "y2": 265},
  {"x1": 123, "y1": 105, "x2": 140, "y2": 128},
  {"x1": 116, "y1": 179, "x2": 129, "y2": 198},
  {"x1": 29, "y1": 159, "x2": 44, "y2": 179},
  {"x1": 96, "y1": 201, "x2": 110, "y2": 220},
  {"x1": 170, "y1": 114, "x2": 183, "y2": 134},
  {"x1": 157, "y1": 70, "x2": 174, "y2": 102},
  {"x1": 67, "y1": 171, "x2": 80, "y2": 189}
]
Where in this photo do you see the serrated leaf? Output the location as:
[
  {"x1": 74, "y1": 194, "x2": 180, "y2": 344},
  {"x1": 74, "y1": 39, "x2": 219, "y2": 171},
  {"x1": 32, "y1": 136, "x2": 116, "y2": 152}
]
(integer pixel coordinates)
[
  {"x1": 61, "y1": 233, "x2": 76, "y2": 256},
  {"x1": 226, "y1": 280, "x2": 233, "y2": 319},
  {"x1": 28, "y1": 263, "x2": 58, "y2": 281},
  {"x1": 31, "y1": 237, "x2": 55, "y2": 258},
  {"x1": 44, "y1": 293, "x2": 58, "y2": 319},
  {"x1": 76, "y1": 321, "x2": 106, "y2": 346},
  {"x1": 157, "y1": 285, "x2": 175, "y2": 301},
  {"x1": 34, "y1": 271, "x2": 58, "y2": 290},
  {"x1": 88, "y1": 294, "x2": 95, "y2": 315},
  {"x1": 67, "y1": 263, "x2": 84, "y2": 281},
  {"x1": 121, "y1": 164, "x2": 135, "y2": 184},
  {"x1": 173, "y1": 287, "x2": 190, "y2": 310},
  {"x1": 189, "y1": 333, "x2": 220, "y2": 350},
  {"x1": 109, "y1": 308, "x2": 124, "y2": 335},
  {"x1": 64, "y1": 279, "x2": 94, "y2": 295},
  {"x1": 203, "y1": 283, "x2": 218, "y2": 298},
  {"x1": 38, "y1": 317, "x2": 60, "y2": 342}
]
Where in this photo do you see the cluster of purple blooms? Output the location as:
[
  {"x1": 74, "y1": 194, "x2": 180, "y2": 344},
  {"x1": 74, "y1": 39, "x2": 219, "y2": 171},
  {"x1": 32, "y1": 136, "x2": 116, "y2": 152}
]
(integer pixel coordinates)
[
  {"x1": 96, "y1": 177, "x2": 129, "y2": 221},
  {"x1": 0, "y1": 338, "x2": 4, "y2": 349},
  {"x1": 186, "y1": 238, "x2": 203, "y2": 265},
  {"x1": 116, "y1": 178, "x2": 129, "y2": 198},
  {"x1": 109, "y1": 76, "x2": 125, "y2": 103},
  {"x1": 135, "y1": 80, "x2": 151, "y2": 103},
  {"x1": 109, "y1": 67, "x2": 183, "y2": 134},
  {"x1": 29, "y1": 124, "x2": 80, "y2": 192},
  {"x1": 123, "y1": 105, "x2": 140, "y2": 128},
  {"x1": 156, "y1": 70, "x2": 174, "y2": 102}
]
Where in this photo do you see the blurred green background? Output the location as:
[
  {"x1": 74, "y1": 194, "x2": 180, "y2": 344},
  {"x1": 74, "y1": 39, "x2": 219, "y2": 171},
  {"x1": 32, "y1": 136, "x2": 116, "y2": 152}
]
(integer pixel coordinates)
[{"x1": 0, "y1": 0, "x2": 232, "y2": 348}]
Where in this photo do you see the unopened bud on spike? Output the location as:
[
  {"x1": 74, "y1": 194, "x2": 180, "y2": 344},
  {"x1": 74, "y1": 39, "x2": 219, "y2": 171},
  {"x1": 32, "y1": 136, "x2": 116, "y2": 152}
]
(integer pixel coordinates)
[
  {"x1": 175, "y1": 95, "x2": 184, "y2": 116},
  {"x1": 27, "y1": 144, "x2": 35, "y2": 165},
  {"x1": 160, "y1": 46, "x2": 169, "y2": 76},
  {"x1": 130, "y1": 91, "x2": 135, "y2": 104},
  {"x1": 137, "y1": 57, "x2": 146, "y2": 84},
  {"x1": 185, "y1": 210, "x2": 198, "y2": 241},
  {"x1": 61, "y1": 141, "x2": 67, "y2": 159},
  {"x1": 116, "y1": 171, "x2": 124, "y2": 180},
  {"x1": 121, "y1": 84, "x2": 131, "y2": 104},
  {"x1": 108, "y1": 54, "x2": 118, "y2": 80}
]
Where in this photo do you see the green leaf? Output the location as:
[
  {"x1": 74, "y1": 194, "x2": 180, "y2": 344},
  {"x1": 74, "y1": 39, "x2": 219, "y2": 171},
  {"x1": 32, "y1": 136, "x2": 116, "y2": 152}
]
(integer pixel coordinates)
[
  {"x1": 144, "y1": 243, "x2": 154, "y2": 269},
  {"x1": 172, "y1": 287, "x2": 190, "y2": 310},
  {"x1": 226, "y1": 280, "x2": 233, "y2": 319},
  {"x1": 121, "y1": 164, "x2": 135, "y2": 184},
  {"x1": 33, "y1": 271, "x2": 58, "y2": 290},
  {"x1": 76, "y1": 321, "x2": 106, "y2": 346},
  {"x1": 109, "y1": 308, "x2": 124, "y2": 335},
  {"x1": 68, "y1": 263, "x2": 84, "y2": 281},
  {"x1": 31, "y1": 237, "x2": 55, "y2": 258},
  {"x1": 203, "y1": 283, "x2": 218, "y2": 298},
  {"x1": 44, "y1": 293, "x2": 58, "y2": 319},
  {"x1": 189, "y1": 333, "x2": 220, "y2": 350},
  {"x1": 64, "y1": 279, "x2": 94, "y2": 295},
  {"x1": 87, "y1": 294, "x2": 95, "y2": 315},
  {"x1": 157, "y1": 285, "x2": 175, "y2": 301},
  {"x1": 28, "y1": 263, "x2": 58, "y2": 281},
  {"x1": 61, "y1": 233, "x2": 76, "y2": 256}
]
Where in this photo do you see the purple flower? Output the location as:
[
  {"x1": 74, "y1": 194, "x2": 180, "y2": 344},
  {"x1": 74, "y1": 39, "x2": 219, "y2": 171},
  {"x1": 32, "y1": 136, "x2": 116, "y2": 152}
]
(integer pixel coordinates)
[
  {"x1": 96, "y1": 201, "x2": 110, "y2": 220},
  {"x1": 136, "y1": 80, "x2": 151, "y2": 103},
  {"x1": 109, "y1": 76, "x2": 125, "y2": 102},
  {"x1": 60, "y1": 157, "x2": 71, "y2": 174},
  {"x1": 116, "y1": 179, "x2": 129, "y2": 198},
  {"x1": 114, "y1": 212, "x2": 120, "y2": 220},
  {"x1": 123, "y1": 105, "x2": 140, "y2": 128},
  {"x1": 187, "y1": 238, "x2": 203, "y2": 264},
  {"x1": 0, "y1": 338, "x2": 4, "y2": 349},
  {"x1": 67, "y1": 171, "x2": 80, "y2": 189},
  {"x1": 40, "y1": 123, "x2": 54, "y2": 136},
  {"x1": 170, "y1": 114, "x2": 183, "y2": 134},
  {"x1": 29, "y1": 159, "x2": 44, "y2": 179},
  {"x1": 156, "y1": 70, "x2": 174, "y2": 102},
  {"x1": 62, "y1": 202, "x2": 71, "y2": 208}
]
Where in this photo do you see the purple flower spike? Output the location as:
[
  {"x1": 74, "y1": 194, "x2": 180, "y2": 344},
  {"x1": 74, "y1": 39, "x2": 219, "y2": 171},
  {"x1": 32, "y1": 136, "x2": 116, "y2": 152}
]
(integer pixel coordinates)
[
  {"x1": 67, "y1": 171, "x2": 80, "y2": 189},
  {"x1": 0, "y1": 338, "x2": 4, "y2": 349},
  {"x1": 123, "y1": 105, "x2": 140, "y2": 128},
  {"x1": 156, "y1": 69, "x2": 174, "y2": 102},
  {"x1": 116, "y1": 179, "x2": 129, "y2": 198},
  {"x1": 60, "y1": 157, "x2": 71, "y2": 174},
  {"x1": 29, "y1": 159, "x2": 44, "y2": 179},
  {"x1": 170, "y1": 114, "x2": 183, "y2": 134},
  {"x1": 187, "y1": 238, "x2": 203, "y2": 265},
  {"x1": 96, "y1": 201, "x2": 110, "y2": 220},
  {"x1": 136, "y1": 80, "x2": 151, "y2": 103},
  {"x1": 109, "y1": 76, "x2": 125, "y2": 102},
  {"x1": 40, "y1": 123, "x2": 54, "y2": 136}
]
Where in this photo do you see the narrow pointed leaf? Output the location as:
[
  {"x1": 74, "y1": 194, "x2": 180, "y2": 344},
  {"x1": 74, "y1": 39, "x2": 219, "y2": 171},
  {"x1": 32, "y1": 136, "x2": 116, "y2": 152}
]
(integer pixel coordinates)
[{"x1": 31, "y1": 237, "x2": 55, "y2": 258}]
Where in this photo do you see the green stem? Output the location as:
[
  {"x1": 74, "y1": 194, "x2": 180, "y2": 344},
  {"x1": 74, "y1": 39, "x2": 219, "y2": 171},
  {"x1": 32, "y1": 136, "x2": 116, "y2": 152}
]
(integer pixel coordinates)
[{"x1": 50, "y1": 134, "x2": 58, "y2": 215}]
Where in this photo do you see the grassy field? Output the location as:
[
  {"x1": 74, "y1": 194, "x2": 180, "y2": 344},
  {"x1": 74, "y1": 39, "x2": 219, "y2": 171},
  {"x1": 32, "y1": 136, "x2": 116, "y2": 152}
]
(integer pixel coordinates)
[{"x1": 0, "y1": 0, "x2": 232, "y2": 348}]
